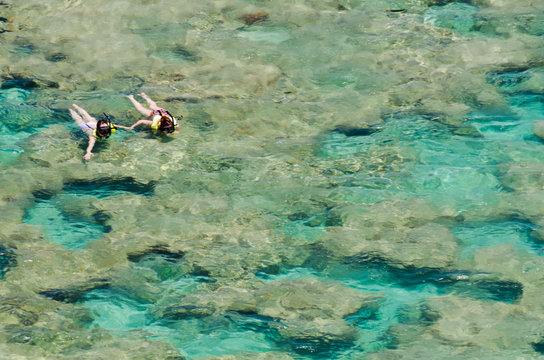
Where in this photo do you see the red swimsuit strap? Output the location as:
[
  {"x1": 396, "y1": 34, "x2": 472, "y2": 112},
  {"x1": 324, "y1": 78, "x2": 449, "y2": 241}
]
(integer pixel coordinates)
[{"x1": 152, "y1": 109, "x2": 168, "y2": 116}]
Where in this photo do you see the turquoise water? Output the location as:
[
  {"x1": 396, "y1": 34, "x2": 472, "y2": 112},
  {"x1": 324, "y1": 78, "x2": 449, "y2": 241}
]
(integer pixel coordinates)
[
  {"x1": 24, "y1": 196, "x2": 106, "y2": 249},
  {"x1": 23, "y1": 179, "x2": 154, "y2": 249},
  {"x1": 2, "y1": 0, "x2": 544, "y2": 359}
]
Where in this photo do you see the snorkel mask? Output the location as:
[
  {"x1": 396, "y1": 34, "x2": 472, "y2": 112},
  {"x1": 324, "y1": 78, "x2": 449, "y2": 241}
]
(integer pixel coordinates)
[
  {"x1": 159, "y1": 116, "x2": 175, "y2": 133},
  {"x1": 96, "y1": 113, "x2": 116, "y2": 138}
]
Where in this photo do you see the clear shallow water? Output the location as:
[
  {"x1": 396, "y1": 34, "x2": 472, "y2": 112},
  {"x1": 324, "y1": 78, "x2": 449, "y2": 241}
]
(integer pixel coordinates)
[
  {"x1": 0, "y1": 88, "x2": 48, "y2": 163},
  {"x1": 453, "y1": 220, "x2": 543, "y2": 260},
  {"x1": 23, "y1": 178, "x2": 154, "y2": 249},
  {"x1": 24, "y1": 196, "x2": 105, "y2": 249},
  {"x1": 2, "y1": 0, "x2": 544, "y2": 359}
]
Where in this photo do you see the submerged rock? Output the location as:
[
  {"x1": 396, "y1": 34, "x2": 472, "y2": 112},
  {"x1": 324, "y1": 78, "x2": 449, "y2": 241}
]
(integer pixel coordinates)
[
  {"x1": 153, "y1": 278, "x2": 380, "y2": 344},
  {"x1": 533, "y1": 120, "x2": 544, "y2": 141},
  {"x1": 19, "y1": 125, "x2": 81, "y2": 167},
  {"x1": 273, "y1": 317, "x2": 359, "y2": 343},
  {"x1": 320, "y1": 199, "x2": 459, "y2": 269},
  {"x1": 0, "y1": 327, "x2": 184, "y2": 359},
  {"x1": 0, "y1": 286, "x2": 183, "y2": 358},
  {"x1": 499, "y1": 162, "x2": 544, "y2": 192},
  {"x1": 254, "y1": 278, "x2": 377, "y2": 320},
  {"x1": 425, "y1": 295, "x2": 544, "y2": 350}
]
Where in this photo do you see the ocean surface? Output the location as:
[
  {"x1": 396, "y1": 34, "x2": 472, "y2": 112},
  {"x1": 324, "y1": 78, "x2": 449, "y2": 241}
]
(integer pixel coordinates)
[{"x1": 1, "y1": 0, "x2": 544, "y2": 359}]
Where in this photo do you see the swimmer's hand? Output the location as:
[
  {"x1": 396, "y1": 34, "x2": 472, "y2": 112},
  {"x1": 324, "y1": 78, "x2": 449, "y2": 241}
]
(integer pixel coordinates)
[{"x1": 83, "y1": 152, "x2": 94, "y2": 161}]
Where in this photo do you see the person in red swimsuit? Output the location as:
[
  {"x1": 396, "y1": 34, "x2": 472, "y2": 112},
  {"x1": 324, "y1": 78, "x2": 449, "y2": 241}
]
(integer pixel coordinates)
[{"x1": 126, "y1": 93, "x2": 179, "y2": 134}]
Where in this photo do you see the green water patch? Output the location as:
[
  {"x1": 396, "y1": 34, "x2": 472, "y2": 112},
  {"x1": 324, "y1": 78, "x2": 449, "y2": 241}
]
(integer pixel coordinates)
[
  {"x1": 514, "y1": 13, "x2": 544, "y2": 36},
  {"x1": 453, "y1": 219, "x2": 543, "y2": 260},
  {"x1": 461, "y1": 69, "x2": 544, "y2": 168},
  {"x1": 0, "y1": 127, "x2": 30, "y2": 164},
  {"x1": 317, "y1": 114, "x2": 506, "y2": 207},
  {"x1": 237, "y1": 26, "x2": 291, "y2": 44},
  {"x1": 24, "y1": 195, "x2": 107, "y2": 250},
  {"x1": 0, "y1": 247, "x2": 16, "y2": 280},
  {"x1": 24, "y1": 177, "x2": 154, "y2": 249},
  {"x1": 467, "y1": 95, "x2": 544, "y2": 144},
  {"x1": 478, "y1": 69, "x2": 544, "y2": 144},
  {"x1": 318, "y1": 114, "x2": 475, "y2": 160},
  {"x1": 276, "y1": 331, "x2": 362, "y2": 358},
  {"x1": 403, "y1": 136, "x2": 504, "y2": 203},
  {"x1": 509, "y1": 93, "x2": 544, "y2": 139},
  {"x1": 467, "y1": 111, "x2": 526, "y2": 141},
  {"x1": 149, "y1": 314, "x2": 277, "y2": 359},
  {"x1": 84, "y1": 288, "x2": 151, "y2": 332},
  {"x1": 486, "y1": 67, "x2": 544, "y2": 97},
  {"x1": 282, "y1": 207, "x2": 342, "y2": 244},
  {"x1": 423, "y1": 2, "x2": 481, "y2": 34},
  {"x1": 82, "y1": 249, "x2": 365, "y2": 358},
  {"x1": 0, "y1": 88, "x2": 28, "y2": 104},
  {"x1": 296, "y1": 255, "x2": 524, "y2": 305},
  {"x1": 152, "y1": 45, "x2": 200, "y2": 63},
  {"x1": 486, "y1": 68, "x2": 533, "y2": 91},
  {"x1": 312, "y1": 68, "x2": 359, "y2": 88},
  {"x1": 315, "y1": 98, "x2": 544, "y2": 207},
  {"x1": 317, "y1": 130, "x2": 375, "y2": 159},
  {"x1": 360, "y1": 255, "x2": 522, "y2": 301},
  {"x1": 0, "y1": 88, "x2": 58, "y2": 163},
  {"x1": 317, "y1": 120, "x2": 392, "y2": 159},
  {"x1": 384, "y1": 267, "x2": 523, "y2": 304},
  {"x1": 183, "y1": 108, "x2": 216, "y2": 132},
  {"x1": 82, "y1": 276, "x2": 277, "y2": 358},
  {"x1": 0, "y1": 89, "x2": 60, "y2": 132},
  {"x1": 256, "y1": 267, "x2": 431, "y2": 355},
  {"x1": 257, "y1": 257, "x2": 524, "y2": 356},
  {"x1": 127, "y1": 246, "x2": 186, "y2": 282}
]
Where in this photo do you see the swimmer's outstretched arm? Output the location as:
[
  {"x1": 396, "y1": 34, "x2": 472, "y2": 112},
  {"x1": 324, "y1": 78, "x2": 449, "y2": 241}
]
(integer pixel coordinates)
[
  {"x1": 114, "y1": 124, "x2": 132, "y2": 130},
  {"x1": 83, "y1": 135, "x2": 96, "y2": 160},
  {"x1": 128, "y1": 119, "x2": 153, "y2": 130}
]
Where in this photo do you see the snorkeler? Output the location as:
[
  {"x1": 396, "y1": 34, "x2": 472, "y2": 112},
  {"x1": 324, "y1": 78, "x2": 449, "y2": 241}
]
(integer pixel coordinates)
[
  {"x1": 69, "y1": 103, "x2": 130, "y2": 160},
  {"x1": 126, "y1": 92, "x2": 180, "y2": 134}
]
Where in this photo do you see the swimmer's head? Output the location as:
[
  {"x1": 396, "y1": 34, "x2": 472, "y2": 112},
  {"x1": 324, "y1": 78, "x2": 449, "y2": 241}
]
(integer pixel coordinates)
[
  {"x1": 96, "y1": 118, "x2": 113, "y2": 138},
  {"x1": 159, "y1": 116, "x2": 175, "y2": 133}
]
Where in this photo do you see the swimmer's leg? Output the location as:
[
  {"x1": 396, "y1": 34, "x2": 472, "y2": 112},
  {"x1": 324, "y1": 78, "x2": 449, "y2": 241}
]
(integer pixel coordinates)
[
  {"x1": 69, "y1": 108, "x2": 84, "y2": 126},
  {"x1": 70, "y1": 108, "x2": 94, "y2": 135},
  {"x1": 72, "y1": 104, "x2": 95, "y2": 122},
  {"x1": 139, "y1": 92, "x2": 161, "y2": 111},
  {"x1": 126, "y1": 94, "x2": 152, "y2": 116}
]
